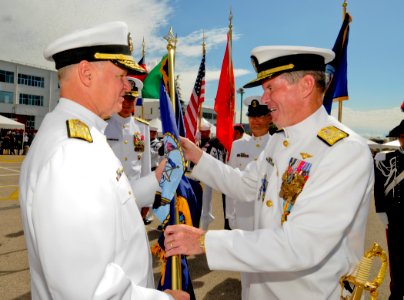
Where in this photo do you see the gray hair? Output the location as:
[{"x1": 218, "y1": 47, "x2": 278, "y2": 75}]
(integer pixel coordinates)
[{"x1": 280, "y1": 70, "x2": 327, "y2": 92}]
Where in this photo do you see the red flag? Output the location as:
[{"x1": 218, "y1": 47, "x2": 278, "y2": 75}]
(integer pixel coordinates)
[
  {"x1": 214, "y1": 32, "x2": 235, "y2": 157},
  {"x1": 133, "y1": 55, "x2": 148, "y2": 82},
  {"x1": 184, "y1": 53, "x2": 206, "y2": 142}
]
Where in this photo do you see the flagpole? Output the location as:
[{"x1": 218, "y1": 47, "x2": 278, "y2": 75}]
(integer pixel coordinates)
[
  {"x1": 198, "y1": 33, "x2": 206, "y2": 131},
  {"x1": 338, "y1": 0, "x2": 348, "y2": 122},
  {"x1": 141, "y1": 37, "x2": 145, "y2": 119},
  {"x1": 229, "y1": 8, "x2": 235, "y2": 124},
  {"x1": 164, "y1": 27, "x2": 182, "y2": 291}
]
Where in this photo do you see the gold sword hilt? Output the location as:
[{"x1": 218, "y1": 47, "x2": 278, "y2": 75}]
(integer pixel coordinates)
[{"x1": 340, "y1": 242, "x2": 388, "y2": 300}]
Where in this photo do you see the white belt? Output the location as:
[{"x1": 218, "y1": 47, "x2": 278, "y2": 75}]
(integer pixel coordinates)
[{"x1": 385, "y1": 170, "x2": 404, "y2": 196}]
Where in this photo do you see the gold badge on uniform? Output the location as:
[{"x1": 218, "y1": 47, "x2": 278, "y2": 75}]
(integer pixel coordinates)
[
  {"x1": 258, "y1": 174, "x2": 268, "y2": 202},
  {"x1": 279, "y1": 157, "x2": 312, "y2": 224},
  {"x1": 317, "y1": 126, "x2": 348, "y2": 146},
  {"x1": 300, "y1": 152, "x2": 312, "y2": 160},
  {"x1": 66, "y1": 119, "x2": 93, "y2": 143},
  {"x1": 116, "y1": 167, "x2": 124, "y2": 181},
  {"x1": 133, "y1": 132, "x2": 145, "y2": 152}
]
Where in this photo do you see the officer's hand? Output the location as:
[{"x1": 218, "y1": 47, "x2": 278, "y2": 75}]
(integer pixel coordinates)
[
  {"x1": 155, "y1": 158, "x2": 167, "y2": 182},
  {"x1": 180, "y1": 137, "x2": 203, "y2": 164},
  {"x1": 164, "y1": 289, "x2": 190, "y2": 300},
  {"x1": 164, "y1": 224, "x2": 206, "y2": 257}
]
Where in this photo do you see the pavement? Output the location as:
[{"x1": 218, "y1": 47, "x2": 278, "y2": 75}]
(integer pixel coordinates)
[{"x1": 0, "y1": 155, "x2": 390, "y2": 299}]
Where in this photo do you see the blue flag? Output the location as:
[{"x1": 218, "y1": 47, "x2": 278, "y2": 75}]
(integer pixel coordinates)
[
  {"x1": 323, "y1": 12, "x2": 352, "y2": 114},
  {"x1": 151, "y1": 63, "x2": 201, "y2": 299}
]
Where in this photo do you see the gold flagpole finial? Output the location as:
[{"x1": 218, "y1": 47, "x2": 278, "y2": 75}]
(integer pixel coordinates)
[
  {"x1": 229, "y1": 7, "x2": 233, "y2": 37},
  {"x1": 164, "y1": 27, "x2": 177, "y2": 112},
  {"x1": 141, "y1": 37, "x2": 145, "y2": 58},
  {"x1": 202, "y1": 31, "x2": 206, "y2": 55},
  {"x1": 342, "y1": 0, "x2": 348, "y2": 16},
  {"x1": 164, "y1": 27, "x2": 177, "y2": 46}
]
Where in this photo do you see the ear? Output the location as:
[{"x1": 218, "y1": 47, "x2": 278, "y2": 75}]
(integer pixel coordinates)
[
  {"x1": 299, "y1": 74, "x2": 316, "y2": 99},
  {"x1": 77, "y1": 60, "x2": 92, "y2": 87}
]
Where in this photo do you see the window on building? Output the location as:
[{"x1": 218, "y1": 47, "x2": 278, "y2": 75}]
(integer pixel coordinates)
[
  {"x1": 26, "y1": 115, "x2": 35, "y2": 130},
  {"x1": 18, "y1": 74, "x2": 45, "y2": 88},
  {"x1": 0, "y1": 70, "x2": 14, "y2": 83},
  {"x1": 19, "y1": 93, "x2": 44, "y2": 106},
  {"x1": 0, "y1": 90, "x2": 14, "y2": 104}
]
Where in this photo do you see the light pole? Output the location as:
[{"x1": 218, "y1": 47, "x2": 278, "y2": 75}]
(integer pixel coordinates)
[{"x1": 237, "y1": 87, "x2": 244, "y2": 124}]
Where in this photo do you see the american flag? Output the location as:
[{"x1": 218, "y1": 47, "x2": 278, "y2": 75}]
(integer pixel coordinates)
[{"x1": 184, "y1": 53, "x2": 206, "y2": 142}]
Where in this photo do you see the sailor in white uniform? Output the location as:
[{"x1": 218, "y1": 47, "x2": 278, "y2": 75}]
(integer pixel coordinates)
[
  {"x1": 226, "y1": 96, "x2": 272, "y2": 231},
  {"x1": 105, "y1": 76, "x2": 157, "y2": 222},
  {"x1": 164, "y1": 45, "x2": 373, "y2": 300},
  {"x1": 19, "y1": 21, "x2": 187, "y2": 300}
]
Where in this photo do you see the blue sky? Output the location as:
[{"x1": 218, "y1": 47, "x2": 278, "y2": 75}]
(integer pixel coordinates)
[{"x1": 0, "y1": 0, "x2": 402, "y2": 137}]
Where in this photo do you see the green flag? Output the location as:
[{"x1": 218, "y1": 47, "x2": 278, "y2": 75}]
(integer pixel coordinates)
[{"x1": 142, "y1": 55, "x2": 167, "y2": 99}]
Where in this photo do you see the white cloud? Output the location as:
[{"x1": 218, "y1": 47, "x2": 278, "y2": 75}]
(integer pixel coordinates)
[{"x1": 0, "y1": 0, "x2": 173, "y2": 69}]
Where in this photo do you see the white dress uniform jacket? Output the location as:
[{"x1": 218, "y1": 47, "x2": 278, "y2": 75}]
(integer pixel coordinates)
[
  {"x1": 227, "y1": 133, "x2": 270, "y2": 230},
  {"x1": 105, "y1": 114, "x2": 159, "y2": 208},
  {"x1": 192, "y1": 107, "x2": 374, "y2": 299},
  {"x1": 19, "y1": 99, "x2": 171, "y2": 300}
]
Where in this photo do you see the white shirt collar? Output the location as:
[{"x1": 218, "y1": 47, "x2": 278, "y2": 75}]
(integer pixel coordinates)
[
  {"x1": 56, "y1": 98, "x2": 108, "y2": 133},
  {"x1": 282, "y1": 106, "x2": 328, "y2": 141}
]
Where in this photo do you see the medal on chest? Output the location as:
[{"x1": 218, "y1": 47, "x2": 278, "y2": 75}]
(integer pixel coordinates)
[
  {"x1": 258, "y1": 174, "x2": 268, "y2": 202},
  {"x1": 133, "y1": 132, "x2": 145, "y2": 152},
  {"x1": 280, "y1": 157, "x2": 312, "y2": 224}
]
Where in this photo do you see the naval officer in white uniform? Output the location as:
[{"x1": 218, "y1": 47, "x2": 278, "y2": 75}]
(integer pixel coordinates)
[
  {"x1": 105, "y1": 76, "x2": 156, "y2": 223},
  {"x1": 19, "y1": 21, "x2": 188, "y2": 300},
  {"x1": 226, "y1": 95, "x2": 272, "y2": 231},
  {"x1": 164, "y1": 45, "x2": 374, "y2": 300}
]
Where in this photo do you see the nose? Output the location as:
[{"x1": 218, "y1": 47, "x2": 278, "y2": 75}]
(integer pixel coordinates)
[
  {"x1": 123, "y1": 76, "x2": 131, "y2": 92},
  {"x1": 261, "y1": 90, "x2": 270, "y2": 104}
]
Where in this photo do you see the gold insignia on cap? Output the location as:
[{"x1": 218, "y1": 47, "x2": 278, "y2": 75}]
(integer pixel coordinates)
[
  {"x1": 257, "y1": 64, "x2": 295, "y2": 82},
  {"x1": 128, "y1": 33, "x2": 134, "y2": 53},
  {"x1": 66, "y1": 119, "x2": 93, "y2": 143},
  {"x1": 300, "y1": 152, "x2": 312, "y2": 160},
  {"x1": 251, "y1": 99, "x2": 258, "y2": 107},
  {"x1": 317, "y1": 126, "x2": 349, "y2": 146}
]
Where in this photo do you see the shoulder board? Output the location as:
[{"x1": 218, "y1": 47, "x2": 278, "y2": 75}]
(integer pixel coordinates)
[
  {"x1": 317, "y1": 125, "x2": 348, "y2": 146},
  {"x1": 135, "y1": 117, "x2": 149, "y2": 125},
  {"x1": 66, "y1": 119, "x2": 93, "y2": 143}
]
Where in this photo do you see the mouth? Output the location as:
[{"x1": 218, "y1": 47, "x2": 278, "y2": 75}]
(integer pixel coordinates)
[{"x1": 269, "y1": 108, "x2": 277, "y2": 112}]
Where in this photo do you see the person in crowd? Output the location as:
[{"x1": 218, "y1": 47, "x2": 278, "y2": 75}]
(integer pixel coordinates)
[
  {"x1": 374, "y1": 119, "x2": 404, "y2": 300},
  {"x1": 19, "y1": 21, "x2": 188, "y2": 300},
  {"x1": 197, "y1": 118, "x2": 226, "y2": 230},
  {"x1": 226, "y1": 96, "x2": 272, "y2": 231},
  {"x1": 149, "y1": 122, "x2": 163, "y2": 171},
  {"x1": 233, "y1": 123, "x2": 245, "y2": 141},
  {"x1": 105, "y1": 76, "x2": 155, "y2": 225},
  {"x1": 163, "y1": 45, "x2": 373, "y2": 299}
]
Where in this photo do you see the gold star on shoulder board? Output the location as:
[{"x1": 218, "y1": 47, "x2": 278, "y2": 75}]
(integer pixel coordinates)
[{"x1": 300, "y1": 152, "x2": 312, "y2": 160}]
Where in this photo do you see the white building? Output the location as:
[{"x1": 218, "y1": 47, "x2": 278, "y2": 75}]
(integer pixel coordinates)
[{"x1": 0, "y1": 59, "x2": 59, "y2": 132}]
